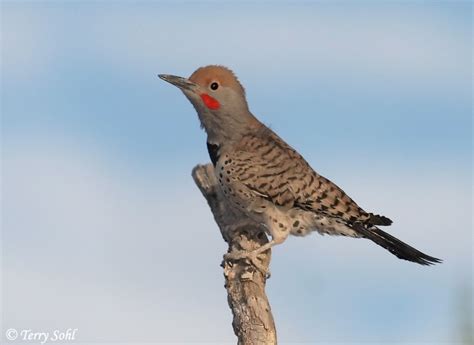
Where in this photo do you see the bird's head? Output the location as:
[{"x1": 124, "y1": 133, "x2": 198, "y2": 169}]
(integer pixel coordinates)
[{"x1": 159, "y1": 65, "x2": 258, "y2": 143}]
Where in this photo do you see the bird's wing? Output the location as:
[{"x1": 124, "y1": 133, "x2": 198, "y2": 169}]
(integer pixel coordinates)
[
  {"x1": 227, "y1": 128, "x2": 391, "y2": 226},
  {"x1": 226, "y1": 129, "x2": 303, "y2": 209}
]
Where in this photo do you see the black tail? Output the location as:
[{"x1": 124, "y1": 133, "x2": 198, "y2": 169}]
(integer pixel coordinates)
[{"x1": 352, "y1": 222, "x2": 442, "y2": 265}]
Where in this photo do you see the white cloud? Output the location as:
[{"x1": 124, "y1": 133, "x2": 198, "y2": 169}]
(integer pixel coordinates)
[
  {"x1": 88, "y1": 4, "x2": 469, "y2": 85},
  {"x1": 1, "y1": 5, "x2": 55, "y2": 80},
  {"x1": 2, "y1": 4, "x2": 469, "y2": 87},
  {"x1": 2, "y1": 141, "x2": 235, "y2": 342}
]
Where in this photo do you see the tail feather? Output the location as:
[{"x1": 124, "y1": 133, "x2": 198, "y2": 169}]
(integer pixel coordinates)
[
  {"x1": 367, "y1": 213, "x2": 393, "y2": 226},
  {"x1": 352, "y1": 222, "x2": 442, "y2": 265}
]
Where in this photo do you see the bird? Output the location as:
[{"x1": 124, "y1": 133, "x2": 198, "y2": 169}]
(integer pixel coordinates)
[{"x1": 159, "y1": 65, "x2": 441, "y2": 272}]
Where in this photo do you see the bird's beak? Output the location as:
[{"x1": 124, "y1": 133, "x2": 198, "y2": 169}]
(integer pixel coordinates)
[{"x1": 158, "y1": 74, "x2": 197, "y2": 92}]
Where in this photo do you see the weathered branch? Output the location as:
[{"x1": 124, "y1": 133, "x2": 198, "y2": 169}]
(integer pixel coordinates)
[{"x1": 192, "y1": 164, "x2": 277, "y2": 345}]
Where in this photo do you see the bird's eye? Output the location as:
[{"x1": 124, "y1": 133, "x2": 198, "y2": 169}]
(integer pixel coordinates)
[{"x1": 210, "y1": 82, "x2": 219, "y2": 91}]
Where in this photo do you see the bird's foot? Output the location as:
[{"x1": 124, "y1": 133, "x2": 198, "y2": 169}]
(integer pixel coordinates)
[{"x1": 224, "y1": 241, "x2": 274, "y2": 278}]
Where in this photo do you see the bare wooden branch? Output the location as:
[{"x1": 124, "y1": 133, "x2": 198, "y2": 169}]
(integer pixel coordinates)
[{"x1": 192, "y1": 164, "x2": 277, "y2": 345}]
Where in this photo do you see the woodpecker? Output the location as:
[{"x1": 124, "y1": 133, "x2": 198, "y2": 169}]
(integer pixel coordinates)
[{"x1": 159, "y1": 65, "x2": 441, "y2": 271}]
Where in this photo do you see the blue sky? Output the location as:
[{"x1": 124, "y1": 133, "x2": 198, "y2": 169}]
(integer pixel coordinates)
[{"x1": 1, "y1": 1, "x2": 472, "y2": 344}]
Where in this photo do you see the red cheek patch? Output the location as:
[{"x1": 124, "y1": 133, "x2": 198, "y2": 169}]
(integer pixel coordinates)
[{"x1": 200, "y1": 93, "x2": 220, "y2": 110}]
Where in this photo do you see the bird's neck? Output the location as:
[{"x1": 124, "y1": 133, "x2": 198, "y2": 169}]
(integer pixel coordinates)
[{"x1": 203, "y1": 110, "x2": 262, "y2": 146}]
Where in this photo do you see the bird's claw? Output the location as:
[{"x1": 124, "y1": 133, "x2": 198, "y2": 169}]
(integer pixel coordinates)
[{"x1": 224, "y1": 249, "x2": 271, "y2": 278}]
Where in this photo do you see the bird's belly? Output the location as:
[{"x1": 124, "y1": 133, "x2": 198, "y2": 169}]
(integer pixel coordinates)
[
  {"x1": 308, "y1": 214, "x2": 360, "y2": 238},
  {"x1": 214, "y1": 169, "x2": 266, "y2": 218},
  {"x1": 284, "y1": 209, "x2": 359, "y2": 238}
]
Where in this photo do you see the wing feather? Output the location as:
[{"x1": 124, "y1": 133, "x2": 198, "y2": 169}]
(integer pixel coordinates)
[{"x1": 224, "y1": 127, "x2": 391, "y2": 226}]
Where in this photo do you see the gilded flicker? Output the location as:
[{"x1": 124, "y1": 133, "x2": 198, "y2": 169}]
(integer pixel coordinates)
[{"x1": 159, "y1": 65, "x2": 441, "y2": 269}]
